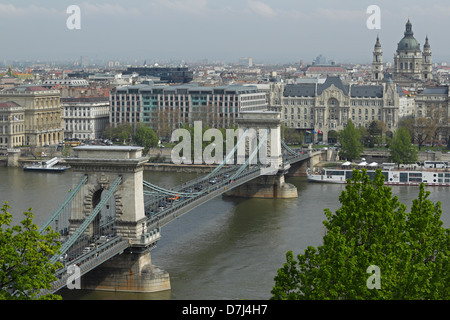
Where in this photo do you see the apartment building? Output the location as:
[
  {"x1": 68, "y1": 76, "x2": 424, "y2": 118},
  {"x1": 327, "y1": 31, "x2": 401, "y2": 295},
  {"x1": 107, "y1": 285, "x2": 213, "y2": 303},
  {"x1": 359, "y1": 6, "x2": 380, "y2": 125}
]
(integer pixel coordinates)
[
  {"x1": 109, "y1": 84, "x2": 267, "y2": 134},
  {"x1": 61, "y1": 96, "x2": 110, "y2": 140}
]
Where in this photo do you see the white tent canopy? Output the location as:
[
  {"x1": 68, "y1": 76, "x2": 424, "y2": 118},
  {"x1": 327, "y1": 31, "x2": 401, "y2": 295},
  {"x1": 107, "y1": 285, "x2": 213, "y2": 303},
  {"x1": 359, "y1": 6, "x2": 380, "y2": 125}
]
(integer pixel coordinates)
[
  {"x1": 368, "y1": 162, "x2": 378, "y2": 167},
  {"x1": 358, "y1": 161, "x2": 368, "y2": 166},
  {"x1": 341, "y1": 161, "x2": 352, "y2": 166}
]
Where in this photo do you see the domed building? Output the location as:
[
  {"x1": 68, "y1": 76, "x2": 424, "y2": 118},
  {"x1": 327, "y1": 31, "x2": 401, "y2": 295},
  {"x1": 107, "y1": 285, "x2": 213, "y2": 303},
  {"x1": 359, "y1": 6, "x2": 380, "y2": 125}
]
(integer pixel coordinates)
[
  {"x1": 372, "y1": 19, "x2": 433, "y2": 86},
  {"x1": 392, "y1": 19, "x2": 433, "y2": 85}
]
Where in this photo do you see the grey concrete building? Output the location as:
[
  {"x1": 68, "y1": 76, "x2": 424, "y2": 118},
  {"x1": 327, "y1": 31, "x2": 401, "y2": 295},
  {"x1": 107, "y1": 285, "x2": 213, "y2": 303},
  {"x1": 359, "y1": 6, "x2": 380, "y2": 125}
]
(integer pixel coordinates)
[{"x1": 109, "y1": 84, "x2": 267, "y2": 133}]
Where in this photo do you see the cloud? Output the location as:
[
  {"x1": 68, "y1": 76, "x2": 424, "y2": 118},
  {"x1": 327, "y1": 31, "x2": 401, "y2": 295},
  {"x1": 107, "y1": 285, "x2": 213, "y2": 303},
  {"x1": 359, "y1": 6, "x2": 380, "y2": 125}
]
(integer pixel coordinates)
[
  {"x1": 81, "y1": 2, "x2": 142, "y2": 17},
  {"x1": 247, "y1": 0, "x2": 276, "y2": 18},
  {"x1": 313, "y1": 7, "x2": 366, "y2": 22},
  {"x1": 156, "y1": 0, "x2": 209, "y2": 15},
  {"x1": 0, "y1": 4, "x2": 60, "y2": 17}
]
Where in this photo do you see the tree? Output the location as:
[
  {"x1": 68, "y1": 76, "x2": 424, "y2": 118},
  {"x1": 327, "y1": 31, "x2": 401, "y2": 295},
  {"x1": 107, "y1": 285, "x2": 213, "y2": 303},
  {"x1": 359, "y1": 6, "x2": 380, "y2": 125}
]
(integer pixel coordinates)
[
  {"x1": 103, "y1": 123, "x2": 133, "y2": 144},
  {"x1": 413, "y1": 117, "x2": 436, "y2": 150},
  {"x1": 133, "y1": 124, "x2": 159, "y2": 155},
  {"x1": 338, "y1": 119, "x2": 363, "y2": 161},
  {"x1": 282, "y1": 124, "x2": 303, "y2": 145},
  {"x1": 399, "y1": 117, "x2": 415, "y2": 143},
  {"x1": 388, "y1": 127, "x2": 418, "y2": 168},
  {"x1": 366, "y1": 120, "x2": 388, "y2": 147},
  {"x1": 0, "y1": 202, "x2": 62, "y2": 300},
  {"x1": 271, "y1": 170, "x2": 449, "y2": 300}
]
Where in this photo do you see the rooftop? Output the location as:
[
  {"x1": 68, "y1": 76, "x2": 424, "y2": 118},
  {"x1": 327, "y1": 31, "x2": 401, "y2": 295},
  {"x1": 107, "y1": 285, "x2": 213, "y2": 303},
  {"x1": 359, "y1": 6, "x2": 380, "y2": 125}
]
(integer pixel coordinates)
[{"x1": 0, "y1": 101, "x2": 21, "y2": 108}]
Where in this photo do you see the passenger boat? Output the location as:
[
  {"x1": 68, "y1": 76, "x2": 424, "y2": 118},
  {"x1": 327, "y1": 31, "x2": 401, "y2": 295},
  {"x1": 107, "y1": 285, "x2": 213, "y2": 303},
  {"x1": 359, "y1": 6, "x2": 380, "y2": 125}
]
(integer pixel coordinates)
[
  {"x1": 306, "y1": 161, "x2": 450, "y2": 186},
  {"x1": 23, "y1": 157, "x2": 68, "y2": 173}
]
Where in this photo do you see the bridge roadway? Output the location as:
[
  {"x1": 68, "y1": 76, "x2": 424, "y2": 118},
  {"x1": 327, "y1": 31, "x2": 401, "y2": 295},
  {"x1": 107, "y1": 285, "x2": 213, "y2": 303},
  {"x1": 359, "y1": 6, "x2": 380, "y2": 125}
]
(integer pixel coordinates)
[
  {"x1": 143, "y1": 149, "x2": 321, "y2": 230},
  {"x1": 42, "y1": 148, "x2": 321, "y2": 295}
]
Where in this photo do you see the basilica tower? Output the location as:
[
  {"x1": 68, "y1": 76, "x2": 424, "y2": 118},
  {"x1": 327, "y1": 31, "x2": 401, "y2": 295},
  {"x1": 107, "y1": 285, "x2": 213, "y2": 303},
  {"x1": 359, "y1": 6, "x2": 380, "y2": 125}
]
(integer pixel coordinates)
[
  {"x1": 372, "y1": 35, "x2": 383, "y2": 82},
  {"x1": 392, "y1": 19, "x2": 432, "y2": 85},
  {"x1": 422, "y1": 35, "x2": 433, "y2": 81}
]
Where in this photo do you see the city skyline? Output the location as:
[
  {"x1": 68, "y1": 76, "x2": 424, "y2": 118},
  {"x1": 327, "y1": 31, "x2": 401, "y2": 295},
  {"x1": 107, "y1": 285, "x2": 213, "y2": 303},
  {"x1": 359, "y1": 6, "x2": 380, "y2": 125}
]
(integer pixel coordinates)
[{"x1": 1, "y1": 1, "x2": 450, "y2": 64}]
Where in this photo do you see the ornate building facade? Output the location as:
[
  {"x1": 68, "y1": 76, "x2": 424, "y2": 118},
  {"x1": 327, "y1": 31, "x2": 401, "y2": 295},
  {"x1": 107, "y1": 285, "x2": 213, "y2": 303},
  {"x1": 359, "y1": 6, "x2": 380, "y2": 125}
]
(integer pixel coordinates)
[
  {"x1": 372, "y1": 19, "x2": 433, "y2": 86},
  {"x1": 270, "y1": 77, "x2": 404, "y2": 143},
  {"x1": 0, "y1": 85, "x2": 63, "y2": 147},
  {"x1": 0, "y1": 101, "x2": 24, "y2": 148}
]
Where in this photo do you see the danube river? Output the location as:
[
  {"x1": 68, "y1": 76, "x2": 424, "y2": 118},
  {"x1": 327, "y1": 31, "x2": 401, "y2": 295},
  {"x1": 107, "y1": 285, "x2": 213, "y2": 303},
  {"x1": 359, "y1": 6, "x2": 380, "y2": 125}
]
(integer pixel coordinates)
[{"x1": 0, "y1": 166, "x2": 448, "y2": 300}]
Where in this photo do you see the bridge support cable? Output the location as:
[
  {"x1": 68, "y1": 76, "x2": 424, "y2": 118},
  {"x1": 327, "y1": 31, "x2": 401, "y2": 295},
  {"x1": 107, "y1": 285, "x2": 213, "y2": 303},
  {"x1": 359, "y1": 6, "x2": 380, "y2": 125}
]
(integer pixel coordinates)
[
  {"x1": 281, "y1": 140, "x2": 299, "y2": 156},
  {"x1": 143, "y1": 180, "x2": 201, "y2": 197},
  {"x1": 204, "y1": 128, "x2": 249, "y2": 180},
  {"x1": 146, "y1": 168, "x2": 262, "y2": 230},
  {"x1": 231, "y1": 129, "x2": 269, "y2": 180},
  {"x1": 50, "y1": 176, "x2": 122, "y2": 264},
  {"x1": 39, "y1": 175, "x2": 88, "y2": 234}
]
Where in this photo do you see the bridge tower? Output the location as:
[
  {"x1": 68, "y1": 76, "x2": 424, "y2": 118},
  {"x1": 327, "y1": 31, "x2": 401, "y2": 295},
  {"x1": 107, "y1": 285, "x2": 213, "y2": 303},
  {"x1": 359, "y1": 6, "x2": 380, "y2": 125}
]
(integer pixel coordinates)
[
  {"x1": 225, "y1": 111, "x2": 298, "y2": 198},
  {"x1": 64, "y1": 146, "x2": 170, "y2": 293}
]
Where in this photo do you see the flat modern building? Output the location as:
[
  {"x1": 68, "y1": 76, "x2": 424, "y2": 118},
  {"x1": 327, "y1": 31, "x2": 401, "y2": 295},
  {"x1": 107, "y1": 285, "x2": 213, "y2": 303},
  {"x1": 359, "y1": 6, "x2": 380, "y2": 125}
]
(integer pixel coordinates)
[
  {"x1": 122, "y1": 66, "x2": 193, "y2": 83},
  {"x1": 61, "y1": 96, "x2": 110, "y2": 141},
  {"x1": 109, "y1": 84, "x2": 267, "y2": 136},
  {"x1": 0, "y1": 85, "x2": 63, "y2": 147}
]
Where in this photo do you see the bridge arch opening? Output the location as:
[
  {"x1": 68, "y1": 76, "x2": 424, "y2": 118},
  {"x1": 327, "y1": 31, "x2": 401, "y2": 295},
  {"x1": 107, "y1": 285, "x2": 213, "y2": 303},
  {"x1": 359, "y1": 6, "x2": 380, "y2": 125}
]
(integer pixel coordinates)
[{"x1": 90, "y1": 188, "x2": 117, "y2": 238}]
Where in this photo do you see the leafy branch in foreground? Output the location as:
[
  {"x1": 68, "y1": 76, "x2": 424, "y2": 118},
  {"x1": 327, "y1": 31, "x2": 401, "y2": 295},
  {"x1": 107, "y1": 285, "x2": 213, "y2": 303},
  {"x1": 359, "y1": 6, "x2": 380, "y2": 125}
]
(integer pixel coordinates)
[
  {"x1": 271, "y1": 169, "x2": 449, "y2": 300},
  {"x1": 0, "y1": 202, "x2": 62, "y2": 300}
]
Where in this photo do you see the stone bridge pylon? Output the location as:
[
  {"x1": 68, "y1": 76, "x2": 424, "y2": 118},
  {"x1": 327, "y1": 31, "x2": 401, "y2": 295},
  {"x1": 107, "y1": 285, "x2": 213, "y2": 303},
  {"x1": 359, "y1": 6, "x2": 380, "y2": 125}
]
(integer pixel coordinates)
[
  {"x1": 224, "y1": 111, "x2": 298, "y2": 198},
  {"x1": 64, "y1": 146, "x2": 170, "y2": 293}
]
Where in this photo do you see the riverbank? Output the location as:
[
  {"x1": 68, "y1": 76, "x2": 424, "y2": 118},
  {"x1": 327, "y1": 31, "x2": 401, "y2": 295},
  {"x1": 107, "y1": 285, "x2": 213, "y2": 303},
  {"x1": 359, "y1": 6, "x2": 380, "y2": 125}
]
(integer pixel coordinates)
[{"x1": 0, "y1": 156, "x2": 221, "y2": 174}]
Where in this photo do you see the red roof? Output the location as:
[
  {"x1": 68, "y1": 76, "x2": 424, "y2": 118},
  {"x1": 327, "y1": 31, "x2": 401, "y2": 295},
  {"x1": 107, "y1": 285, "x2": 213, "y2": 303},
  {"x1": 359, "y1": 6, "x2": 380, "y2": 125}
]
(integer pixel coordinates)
[
  {"x1": 0, "y1": 101, "x2": 21, "y2": 108},
  {"x1": 24, "y1": 86, "x2": 48, "y2": 91},
  {"x1": 306, "y1": 66, "x2": 346, "y2": 73}
]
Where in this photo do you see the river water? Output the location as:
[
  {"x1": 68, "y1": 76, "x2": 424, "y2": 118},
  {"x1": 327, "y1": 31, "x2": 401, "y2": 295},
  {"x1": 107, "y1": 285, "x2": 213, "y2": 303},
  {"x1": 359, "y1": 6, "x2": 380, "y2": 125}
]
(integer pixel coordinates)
[{"x1": 0, "y1": 166, "x2": 448, "y2": 300}]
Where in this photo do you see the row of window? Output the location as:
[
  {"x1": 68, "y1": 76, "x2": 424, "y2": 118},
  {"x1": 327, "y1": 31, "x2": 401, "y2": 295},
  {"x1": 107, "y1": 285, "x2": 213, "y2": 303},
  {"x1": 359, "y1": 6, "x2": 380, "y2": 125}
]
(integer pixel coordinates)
[
  {"x1": 283, "y1": 99, "x2": 384, "y2": 107},
  {"x1": 284, "y1": 107, "x2": 390, "y2": 115}
]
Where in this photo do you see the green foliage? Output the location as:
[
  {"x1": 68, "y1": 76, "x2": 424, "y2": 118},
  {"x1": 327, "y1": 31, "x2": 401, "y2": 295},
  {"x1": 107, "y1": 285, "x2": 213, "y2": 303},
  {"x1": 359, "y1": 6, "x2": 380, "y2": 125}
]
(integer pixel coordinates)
[
  {"x1": 271, "y1": 170, "x2": 449, "y2": 300},
  {"x1": 282, "y1": 124, "x2": 303, "y2": 146},
  {"x1": 338, "y1": 119, "x2": 363, "y2": 161},
  {"x1": 134, "y1": 124, "x2": 159, "y2": 155},
  {"x1": 103, "y1": 123, "x2": 133, "y2": 143},
  {"x1": 388, "y1": 127, "x2": 418, "y2": 167},
  {"x1": 0, "y1": 202, "x2": 62, "y2": 300}
]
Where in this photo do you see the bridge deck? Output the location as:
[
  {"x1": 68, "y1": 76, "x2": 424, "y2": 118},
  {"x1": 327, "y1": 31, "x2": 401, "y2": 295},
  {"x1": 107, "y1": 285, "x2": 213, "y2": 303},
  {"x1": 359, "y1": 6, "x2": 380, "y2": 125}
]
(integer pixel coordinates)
[{"x1": 39, "y1": 145, "x2": 322, "y2": 296}]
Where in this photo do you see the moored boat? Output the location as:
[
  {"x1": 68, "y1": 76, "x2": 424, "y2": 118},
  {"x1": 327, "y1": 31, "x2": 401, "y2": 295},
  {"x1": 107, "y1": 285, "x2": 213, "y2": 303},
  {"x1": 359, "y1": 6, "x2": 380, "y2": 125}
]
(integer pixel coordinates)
[
  {"x1": 23, "y1": 157, "x2": 68, "y2": 173},
  {"x1": 307, "y1": 161, "x2": 450, "y2": 186}
]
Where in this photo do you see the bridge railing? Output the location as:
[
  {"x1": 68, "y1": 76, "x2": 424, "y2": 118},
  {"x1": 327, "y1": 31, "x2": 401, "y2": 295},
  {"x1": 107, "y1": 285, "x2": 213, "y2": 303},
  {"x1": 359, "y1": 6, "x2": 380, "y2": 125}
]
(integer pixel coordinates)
[
  {"x1": 39, "y1": 236, "x2": 129, "y2": 297},
  {"x1": 146, "y1": 166, "x2": 261, "y2": 229}
]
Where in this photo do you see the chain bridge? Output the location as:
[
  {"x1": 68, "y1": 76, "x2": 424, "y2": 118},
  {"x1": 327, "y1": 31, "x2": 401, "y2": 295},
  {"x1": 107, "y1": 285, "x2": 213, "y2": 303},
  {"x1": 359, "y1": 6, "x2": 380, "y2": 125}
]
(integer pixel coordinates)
[{"x1": 36, "y1": 111, "x2": 328, "y2": 296}]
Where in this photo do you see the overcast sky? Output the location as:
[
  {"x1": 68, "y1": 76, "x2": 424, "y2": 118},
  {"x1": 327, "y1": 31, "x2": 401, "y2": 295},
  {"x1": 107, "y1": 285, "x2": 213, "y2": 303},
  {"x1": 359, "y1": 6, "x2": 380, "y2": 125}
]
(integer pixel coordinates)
[{"x1": 1, "y1": 0, "x2": 450, "y2": 65}]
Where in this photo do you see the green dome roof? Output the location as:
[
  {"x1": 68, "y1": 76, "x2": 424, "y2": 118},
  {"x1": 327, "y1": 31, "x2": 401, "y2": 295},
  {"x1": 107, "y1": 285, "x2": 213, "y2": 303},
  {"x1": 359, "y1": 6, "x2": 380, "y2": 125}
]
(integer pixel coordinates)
[
  {"x1": 398, "y1": 37, "x2": 421, "y2": 51},
  {"x1": 397, "y1": 19, "x2": 421, "y2": 52}
]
